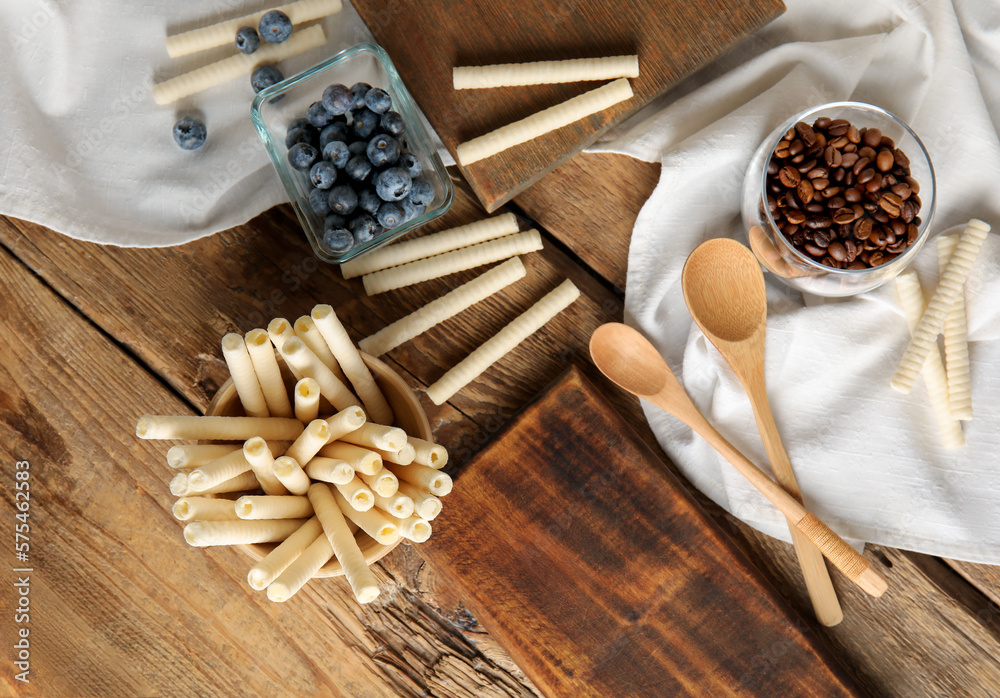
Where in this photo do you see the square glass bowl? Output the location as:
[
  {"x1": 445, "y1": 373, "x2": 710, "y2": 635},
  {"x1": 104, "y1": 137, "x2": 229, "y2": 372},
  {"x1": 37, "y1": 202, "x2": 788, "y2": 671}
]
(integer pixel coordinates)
[
  {"x1": 740, "y1": 101, "x2": 936, "y2": 297},
  {"x1": 251, "y1": 43, "x2": 454, "y2": 263}
]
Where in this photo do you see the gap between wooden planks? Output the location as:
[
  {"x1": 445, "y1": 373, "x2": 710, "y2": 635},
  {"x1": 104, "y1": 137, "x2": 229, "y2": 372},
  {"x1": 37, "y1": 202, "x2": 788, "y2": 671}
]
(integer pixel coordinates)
[{"x1": 1, "y1": 151, "x2": 1000, "y2": 695}]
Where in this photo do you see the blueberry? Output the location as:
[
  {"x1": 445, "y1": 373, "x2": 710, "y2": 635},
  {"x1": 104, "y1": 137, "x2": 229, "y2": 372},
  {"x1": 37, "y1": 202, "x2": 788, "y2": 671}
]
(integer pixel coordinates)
[
  {"x1": 349, "y1": 213, "x2": 379, "y2": 244},
  {"x1": 322, "y1": 83, "x2": 353, "y2": 115},
  {"x1": 358, "y1": 188, "x2": 381, "y2": 215},
  {"x1": 284, "y1": 127, "x2": 314, "y2": 149},
  {"x1": 407, "y1": 178, "x2": 434, "y2": 206},
  {"x1": 322, "y1": 141, "x2": 350, "y2": 169},
  {"x1": 345, "y1": 155, "x2": 372, "y2": 182},
  {"x1": 398, "y1": 198, "x2": 417, "y2": 223},
  {"x1": 288, "y1": 117, "x2": 310, "y2": 133},
  {"x1": 325, "y1": 213, "x2": 347, "y2": 229},
  {"x1": 364, "y1": 87, "x2": 392, "y2": 114},
  {"x1": 351, "y1": 108, "x2": 379, "y2": 140},
  {"x1": 377, "y1": 202, "x2": 405, "y2": 229},
  {"x1": 306, "y1": 101, "x2": 333, "y2": 128},
  {"x1": 323, "y1": 227, "x2": 355, "y2": 256},
  {"x1": 328, "y1": 185, "x2": 358, "y2": 215},
  {"x1": 259, "y1": 10, "x2": 292, "y2": 43},
  {"x1": 235, "y1": 26, "x2": 260, "y2": 54},
  {"x1": 309, "y1": 161, "x2": 337, "y2": 189},
  {"x1": 374, "y1": 167, "x2": 412, "y2": 201},
  {"x1": 345, "y1": 82, "x2": 369, "y2": 110},
  {"x1": 172, "y1": 116, "x2": 206, "y2": 150},
  {"x1": 288, "y1": 142, "x2": 318, "y2": 171},
  {"x1": 347, "y1": 140, "x2": 367, "y2": 157},
  {"x1": 251, "y1": 64, "x2": 283, "y2": 93},
  {"x1": 367, "y1": 134, "x2": 400, "y2": 167},
  {"x1": 319, "y1": 122, "x2": 348, "y2": 151},
  {"x1": 380, "y1": 111, "x2": 405, "y2": 137},
  {"x1": 308, "y1": 187, "x2": 332, "y2": 216},
  {"x1": 398, "y1": 153, "x2": 422, "y2": 179}
]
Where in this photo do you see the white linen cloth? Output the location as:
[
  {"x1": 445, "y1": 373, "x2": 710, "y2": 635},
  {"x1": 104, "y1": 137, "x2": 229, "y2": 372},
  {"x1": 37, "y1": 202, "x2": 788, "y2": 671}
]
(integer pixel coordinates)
[
  {"x1": 0, "y1": 0, "x2": 381, "y2": 246},
  {"x1": 590, "y1": 0, "x2": 1000, "y2": 563}
]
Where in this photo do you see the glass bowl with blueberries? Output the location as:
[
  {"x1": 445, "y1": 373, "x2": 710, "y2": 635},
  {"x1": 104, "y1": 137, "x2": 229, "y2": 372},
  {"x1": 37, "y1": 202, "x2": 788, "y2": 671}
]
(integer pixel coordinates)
[
  {"x1": 741, "y1": 101, "x2": 936, "y2": 297},
  {"x1": 251, "y1": 42, "x2": 454, "y2": 263}
]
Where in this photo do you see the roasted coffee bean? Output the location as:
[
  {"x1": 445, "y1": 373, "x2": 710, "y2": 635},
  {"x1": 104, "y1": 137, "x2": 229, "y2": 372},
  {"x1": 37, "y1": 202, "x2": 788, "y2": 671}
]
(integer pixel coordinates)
[
  {"x1": 844, "y1": 239, "x2": 859, "y2": 261},
  {"x1": 786, "y1": 209, "x2": 806, "y2": 225},
  {"x1": 833, "y1": 208, "x2": 857, "y2": 224},
  {"x1": 854, "y1": 217, "x2": 873, "y2": 240},
  {"x1": 812, "y1": 177, "x2": 830, "y2": 191},
  {"x1": 876, "y1": 149, "x2": 895, "y2": 172},
  {"x1": 841, "y1": 152, "x2": 859, "y2": 168},
  {"x1": 797, "y1": 179, "x2": 815, "y2": 204},
  {"x1": 804, "y1": 216, "x2": 832, "y2": 229},
  {"x1": 901, "y1": 199, "x2": 916, "y2": 223},
  {"x1": 824, "y1": 145, "x2": 843, "y2": 167},
  {"x1": 775, "y1": 142, "x2": 791, "y2": 158},
  {"x1": 796, "y1": 158, "x2": 817, "y2": 173},
  {"x1": 828, "y1": 241, "x2": 848, "y2": 261},
  {"x1": 869, "y1": 250, "x2": 885, "y2": 266},
  {"x1": 805, "y1": 202, "x2": 826, "y2": 213},
  {"x1": 829, "y1": 135, "x2": 850, "y2": 149},
  {"x1": 827, "y1": 195, "x2": 847, "y2": 209},
  {"x1": 789, "y1": 139, "x2": 805, "y2": 156},
  {"x1": 862, "y1": 127, "x2": 882, "y2": 148},
  {"x1": 844, "y1": 187, "x2": 862, "y2": 203},
  {"x1": 804, "y1": 243, "x2": 826, "y2": 257},
  {"x1": 812, "y1": 231, "x2": 831, "y2": 247},
  {"x1": 890, "y1": 219, "x2": 906, "y2": 237},
  {"x1": 880, "y1": 192, "x2": 903, "y2": 217},
  {"x1": 807, "y1": 166, "x2": 828, "y2": 179},
  {"x1": 779, "y1": 166, "x2": 801, "y2": 187},
  {"x1": 858, "y1": 146, "x2": 877, "y2": 161},
  {"x1": 815, "y1": 116, "x2": 832, "y2": 129},
  {"x1": 874, "y1": 210, "x2": 890, "y2": 224},
  {"x1": 847, "y1": 124, "x2": 861, "y2": 143},
  {"x1": 895, "y1": 149, "x2": 911, "y2": 169},
  {"x1": 853, "y1": 157, "x2": 871, "y2": 176},
  {"x1": 857, "y1": 167, "x2": 876, "y2": 184},
  {"x1": 891, "y1": 182, "x2": 911, "y2": 199}
]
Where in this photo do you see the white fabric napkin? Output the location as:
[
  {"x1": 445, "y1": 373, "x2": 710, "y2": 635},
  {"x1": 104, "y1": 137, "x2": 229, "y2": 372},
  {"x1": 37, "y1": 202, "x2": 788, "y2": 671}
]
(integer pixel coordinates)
[
  {"x1": 590, "y1": 0, "x2": 1000, "y2": 563},
  {"x1": 0, "y1": 0, "x2": 380, "y2": 246}
]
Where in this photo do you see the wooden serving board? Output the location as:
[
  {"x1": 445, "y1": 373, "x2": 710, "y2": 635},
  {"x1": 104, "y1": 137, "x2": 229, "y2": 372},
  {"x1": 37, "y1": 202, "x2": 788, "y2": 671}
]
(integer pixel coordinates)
[
  {"x1": 419, "y1": 367, "x2": 863, "y2": 697},
  {"x1": 352, "y1": 0, "x2": 784, "y2": 212}
]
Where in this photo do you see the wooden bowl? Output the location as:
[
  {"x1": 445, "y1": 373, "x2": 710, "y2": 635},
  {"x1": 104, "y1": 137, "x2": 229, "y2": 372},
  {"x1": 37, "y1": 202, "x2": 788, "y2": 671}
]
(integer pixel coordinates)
[{"x1": 205, "y1": 353, "x2": 432, "y2": 577}]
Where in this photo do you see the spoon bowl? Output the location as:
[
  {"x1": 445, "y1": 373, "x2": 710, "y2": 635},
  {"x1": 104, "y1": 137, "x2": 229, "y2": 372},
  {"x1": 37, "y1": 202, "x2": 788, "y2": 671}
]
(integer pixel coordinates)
[
  {"x1": 682, "y1": 238, "x2": 766, "y2": 344},
  {"x1": 589, "y1": 324, "x2": 669, "y2": 397}
]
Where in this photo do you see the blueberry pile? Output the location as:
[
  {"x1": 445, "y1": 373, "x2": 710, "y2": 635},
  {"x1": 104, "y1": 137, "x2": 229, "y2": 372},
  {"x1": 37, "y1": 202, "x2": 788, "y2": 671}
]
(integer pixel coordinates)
[{"x1": 285, "y1": 82, "x2": 434, "y2": 257}]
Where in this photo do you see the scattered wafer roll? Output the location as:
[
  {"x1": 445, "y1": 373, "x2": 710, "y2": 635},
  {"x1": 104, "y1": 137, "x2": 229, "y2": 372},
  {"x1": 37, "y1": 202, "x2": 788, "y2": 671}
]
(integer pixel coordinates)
[
  {"x1": 311, "y1": 305, "x2": 394, "y2": 424},
  {"x1": 154, "y1": 24, "x2": 327, "y2": 104},
  {"x1": 222, "y1": 332, "x2": 270, "y2": 418},
  {"x1": 279, "y1": 337, "x2": 359, "y2": 411},
  {"x1": 266, "y1": 530, "x2": 335, "y2": 602},
  {"x1": 332, "y1": 489, "x2": 399, "y2": 545},
  {"x1": 396, "y1": 481, "x2": 442, "y2": 520},
  {"x1": 359, "y1": 258, "x2": 527, "y2": 356},
  {"x1": 187, "y1": 470, "x2": 262, "y2": 496},
  {"x1": 304, "y1": 456, "x2": 355, "y2": 485},
  {"x1": 334, "y1": 476, "x2": 375, "y2": 512},
  {"x1": 323, "y1": 405, "x2": 368, "y2": 441},
  {"x1": 236, "y1": 495, "x2": 314, "y2": 520},
  {"x1": 895, "y1": 273, "x2": 965, "y2": 449},
  {"x1": 170, "y1": 472, "x2": 191, "y2": 497},
  {"x1": 294, "y1": 316, "x2": 349, "y2": 385},
  {"x1": 183, "y1": 518, "x2": 307, "y2": 547},
  {"x1": 318, "y1": 442, "x2": 382, "y2": 476},
  {"x1": 166, "y1": 0, "x2": 342, "y2": 58},
  {"x1": 172, "y1": 497, "x2": 241, "y2": 522},
  {"x1": 426, "y1": 279, "x2": 580, "y2": 404},
  {"x1": 187, "y1": 449, "x2": 253, "y2": 491},
  {"x1": 268, "y1": 318, "x2": 304, "y2": 380},
  {"x1": 362, "y1": 230, "x2": 543, "y2": 296},
  {"x1": 247, "y1": 517, "x2": 324, "y2": 590},
  {"x1": 891, "y1": 219, "x2": 991, "y2": 393},
  {"x1": 937, "y1": 235, "x2": 974, "y2": 420},
  {"x1": 454, "y1": 55, "x2": 639, "y2": 89},
  {"x1": 408, "y1": 437, "x2": 448, "y2": 469},
  {"x1": 342, "y1": 213, "x2": 521, "y2": 279},
  {"x1": 136, "y1": 414, "x2": 304, "y2": 441},
  {"x1": 339, "y1": 422, "x2": 407, "y2": 452},
  {"x1": 272, "y1": 456, "x2": 311, "y2": 495},
  {"x1": 456, "y1": 78, "x2": 633, "y2": 165},
  {"x1": 373, "y1": 492, "x2": 414, "y2": 519},
  {"x1": 167, "y1": 444, "x2": 239, "y2": 469},
  {"x1": 284, "y1": 419, "x2": 331, "y2": 465},
  {"x1": 293, "y1": 378, "x2": 321, "y2": 423},
  {"x1": 386, "y1": 463, "x2": 453, "y2": 496},
  {"x1": 368, "y1": 443, "x2": 416, "y2": 466},
  {"x1": 245, "y1": 329, "x2": 294, "y2": 418},
  {"x1": 397, "y1": 515, "x2": 432, "y2": 543},
  {"x1": 308, "y1": 483, "x2": 381, "y2": 603},
  {"x1": 360, "y1": 468, "x2": 398, "y2": 498},
  {"x1": 243, "y1": 437, "x2": 289, "y2": 496}
]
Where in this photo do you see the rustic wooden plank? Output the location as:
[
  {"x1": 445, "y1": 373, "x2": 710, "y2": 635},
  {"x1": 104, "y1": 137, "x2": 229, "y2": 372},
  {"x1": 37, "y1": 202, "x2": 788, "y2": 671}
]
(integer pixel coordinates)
[
  {"x1": 945, "y1": 559, "x2": 1000, "y2": 611},
  {"x1": 513, "y1": 152, "x2": 660, "y2": 292},
  {"x1": 0, "y1": 244, "x2": 537, "y2": 698},
  {"x1": 421, "y1": 366, "x2": 863, "y2": 697},
  {"x1": 352, "y1": 0, "x2": 783, "y2": 211}
]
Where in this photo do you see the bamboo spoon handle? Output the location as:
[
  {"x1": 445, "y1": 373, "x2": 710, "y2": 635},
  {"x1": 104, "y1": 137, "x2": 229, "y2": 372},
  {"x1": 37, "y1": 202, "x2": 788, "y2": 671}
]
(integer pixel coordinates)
[
  {"x1": 742, "y1": 370, "x2": 843, "y2": 625},
  {"x1": 675, "y1": 401, "x2": 888, "y2": 598}
]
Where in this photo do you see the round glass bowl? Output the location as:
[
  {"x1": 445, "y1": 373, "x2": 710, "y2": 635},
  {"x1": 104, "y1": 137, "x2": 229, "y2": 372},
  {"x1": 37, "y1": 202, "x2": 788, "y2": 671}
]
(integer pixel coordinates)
[
  {"x1": 741, "y1": 101, "x2": 936, "y2": 296},
  {"x1": 205, "y1": 353, "x2": 433, "y2": 578},
  {"x1": 252, "y1": 43, "x2": 454, "y2": 264}
]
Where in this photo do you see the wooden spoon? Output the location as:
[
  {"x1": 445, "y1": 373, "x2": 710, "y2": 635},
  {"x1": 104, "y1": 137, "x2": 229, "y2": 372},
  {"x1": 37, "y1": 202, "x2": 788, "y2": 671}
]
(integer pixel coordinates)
[
  {"x1": 682, "y1": 237, "x2": 843, "y2": 626},
  {"x1": 589, "y1": 322, "x2": 887, "y2": 599}
]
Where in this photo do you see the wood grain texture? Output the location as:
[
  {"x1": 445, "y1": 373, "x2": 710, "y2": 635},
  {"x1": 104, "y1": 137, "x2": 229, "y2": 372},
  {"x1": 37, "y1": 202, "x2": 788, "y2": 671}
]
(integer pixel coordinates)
[
  {"x1": 420, "y1": 367, "x2": 862, "y2": 697},
  {"x1": 352, "y1": 0, "x2": 783, "y2": 211}
]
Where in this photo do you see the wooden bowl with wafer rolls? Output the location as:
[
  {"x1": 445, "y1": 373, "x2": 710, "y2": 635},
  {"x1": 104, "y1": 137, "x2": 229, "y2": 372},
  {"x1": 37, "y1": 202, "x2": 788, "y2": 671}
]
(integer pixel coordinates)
[{"x1": 205, "y1": 352, "x2": 432, "y2": 577}]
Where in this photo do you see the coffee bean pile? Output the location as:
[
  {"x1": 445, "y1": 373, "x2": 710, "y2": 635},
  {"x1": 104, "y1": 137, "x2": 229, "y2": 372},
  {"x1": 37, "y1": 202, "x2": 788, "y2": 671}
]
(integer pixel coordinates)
[{"x1": 764, "y1": 117, "x2": 923, "y2": 270}]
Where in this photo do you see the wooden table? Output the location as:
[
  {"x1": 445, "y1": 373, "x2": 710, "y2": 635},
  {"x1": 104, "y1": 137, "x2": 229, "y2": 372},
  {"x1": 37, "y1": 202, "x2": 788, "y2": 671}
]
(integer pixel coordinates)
[{"x1": 2, "y1": 152, "x2": 999, "y2": 697}]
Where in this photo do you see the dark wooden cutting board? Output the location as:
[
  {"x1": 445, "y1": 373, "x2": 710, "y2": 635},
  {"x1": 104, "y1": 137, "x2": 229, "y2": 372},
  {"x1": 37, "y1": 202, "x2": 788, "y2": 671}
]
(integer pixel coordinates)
[
  {"x1": 418, "y1": 367, "x2": 863, "y2": 696},
  {"x1": 352, "y1": 0, "x2": 784, "y2": 212}
]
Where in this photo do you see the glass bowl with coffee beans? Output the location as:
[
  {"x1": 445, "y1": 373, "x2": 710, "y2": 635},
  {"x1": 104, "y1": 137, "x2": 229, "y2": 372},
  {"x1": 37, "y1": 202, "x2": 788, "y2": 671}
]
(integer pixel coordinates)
[{"x1": 741, "y1": 102, "x2": 936, "y2": 296}]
